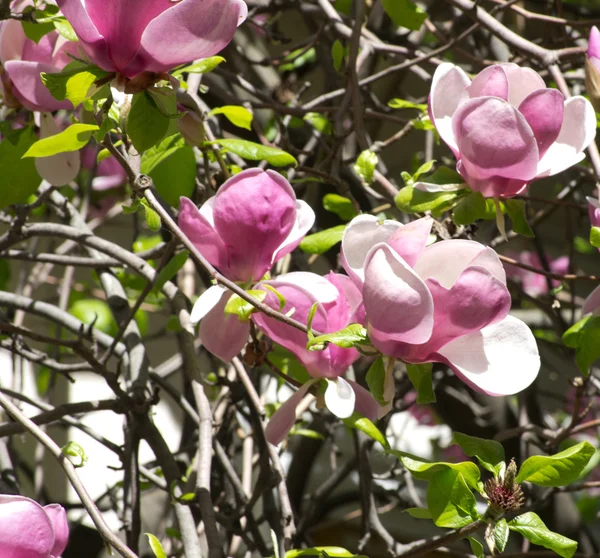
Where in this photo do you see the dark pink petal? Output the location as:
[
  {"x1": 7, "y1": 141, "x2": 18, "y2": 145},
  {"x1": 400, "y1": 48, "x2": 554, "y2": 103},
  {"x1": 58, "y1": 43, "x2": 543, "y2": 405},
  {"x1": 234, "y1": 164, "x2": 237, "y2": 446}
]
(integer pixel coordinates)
[
  {"x1": 212, "y1": 169, "x2": 297, "y2": 282},
  {"x1": 348, "y1": 380, "x2": 381, "y2": 421},
  {"x1": 455, "y1": 161, "x2": 528, "y2": 198},
  {"x1": 589, "y1": 26, "x2": 600, "y2": 59},
  {"x1": 588, "y1": 196, "x2": 600, "y2": 228},
  {"x1": 128, "y1": 0, "x2": 248, "y2": 76},
  {"x1": 518, "y1": 89, "x2": 564, "y2": 158},
  {"x1": 4, "y1": 61, "x2": 73, "y2": 111},
  {"x1": 387, "y1": 217, "x2": 433, "y2": 268},
  {"x1": 501, "y1": 63, "x2": 546, "y2": 107},
  {"x1": 466, "y1": 65, "x2": 508, "y2": 100},
  {"x1": 363, "y1": 244, "x2": 434, "y2": 346},
  {"x1": 199, "y1": 295, "x2": 250, "y2": 362},
  {"x1": 0, "y1": 495, "x2": 55, "y2": 558},
  {"x1": 178, "y1": 197, "x2": 231, "y2": 277},
  {"x1": 44, "y1": 504, "x2": 69, "y2": 557},
  {"x1": 453, "y1": 97, "x2": 539, "y2": 182},
  {"x1": 428, "y1": 63, "x2": 470, "y2": 155},
  {"x1": 327, "y1": 272, "x2": 364, "y2": 325}
]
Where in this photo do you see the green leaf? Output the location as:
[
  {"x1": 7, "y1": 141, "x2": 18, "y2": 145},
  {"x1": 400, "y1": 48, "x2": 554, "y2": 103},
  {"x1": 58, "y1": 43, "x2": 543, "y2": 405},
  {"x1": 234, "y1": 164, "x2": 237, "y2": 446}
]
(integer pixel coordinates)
[
  {"x1": 505, "y1": 199, "x2": 534, "y2": 237},
  {"x1": 41, "y1": 61, "x2": 107, "y2": 107},
  {"x1": 154, "y1": 251, "x2": 189, "y2": 293},
  {"x1": 403, "y1": 507, "x2": 432, "y2": 519},
  {"x1": 173, "y1": 56, "x2": 225, "y2": 77},
  {"x1": 332, "y1": 40, "x2": 345, "y2": 72},
  {"x1": 61, "y1": 441, "x2": 88, "y2": 468},
  {"x1": 224, "y1": 290, "x2": 268, "y2": 321},
  {"x1": 494, "y1": 519, "x2": 510, "y2": 553},
  {"x1": 354, "y1": 149, "x2": 378, "y2": 184},
  {"x1": 307, "y1": 324, "x2": 368, "y2": 351},
  {"x1": 382, "y1": 0, "x2": 427, "y2": 31},
  {"x1": 128, "y1": 91, "x2": 170, "y2": 153},
  {"x1": 145, "y1": 533, "x2": 167, "y2": 558},
  {"x1": 343, "y1": 413, "x2": 390, "y2": 450},
  {"x1": 141, "y1": 134, "x2": 196, "y2": 207},
  {"x1": 405, "y1": 362, "x2": 435, "y2": 404},
  {"x1": 143, "y1": 203, "x2": 162, "y2": 232},
  {"x1": 562, "y1": 315, "x2": 600, "y2": 374},
  {"x1": 209, "y1": 106, "x2": 253, "y2": 130},
  {"x1": 395, "y1": 186, "x2": 465, "y2": 218},
  {"x1": 69, "y1": 299, "x2": 118, "y2": 336},
  {"x1": 322, "y1": 194, "x2": 357, "y2": 221},
  {"x1": 279, "y1": 47, "x2": 317, "y2": 73},
  {"x1": 366, "y1": 356, "x2": 387, "y2": 407},
  {"x1": 468, "y1": 537, "x2": 484, "y2": 558},
  {"x1": 590, "y1": 226, "x2": 600, "y2": 248},
  {"x1": 53, "y1": 17, "x2": 78, "y2": 41},
  {"x1": 285, "y1": 547, "x2": 365, "y2": 558},
  {"x1": 388, "y1": 98, "x2": 427, "y2": 111},
  {"x1": 427, "y1": 469, "x2": 477, "y2": 528},
  {"x1": 211, "y1": 139, "x2": 297, "y2": 167},
  {"x1": 452, "y1": 432, "x2": 505, "y2": 477},
  {"x1": 304, "y1": 112, "x2": 333, "y2": 135},
  {"x1": 299, "y1": 225, "x2": 346, "y2": 254},
  {"x1": 516, "y1": 441, "x2": 595, "y2": 487},
  {"x1": 452, "y1": 191, "x2": 491, "y2": 225},
  {"x1": 412, "y1": 166, "x2": 464, "y2": 188},
  {"x1": 508, "y1": 513, "x2": 577, "y2": 558},
  {"x1": 0, "y1": 128, "x2": 41, "y2": 208},
  {"x1": 22, "y1": 19, "x2": 56, "y2": 43},
  {"x1": 413, "y1": 160, "x2": 436, "y2": 181},
  {"x1": 23, "y1": 123, "x2": 98, "y2": 158}
]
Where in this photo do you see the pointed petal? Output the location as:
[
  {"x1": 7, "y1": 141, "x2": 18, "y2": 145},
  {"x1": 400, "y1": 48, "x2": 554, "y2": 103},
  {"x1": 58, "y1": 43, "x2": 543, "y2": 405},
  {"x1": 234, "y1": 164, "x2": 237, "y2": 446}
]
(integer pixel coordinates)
[
  {"x1": 341, "y1": 214, "x2": 401, "y2": 286},
  {"x1": 467, "y1": 65, "x2": 508, "y2": 100},
  {"x1": 589, "y1": 26, "x2": 600, "y2": 59},
  {"x1": 436, "y1": 315, "x2": 540, "y2": 396},
  {"x1": 324, "y1": 377, "x2": 355, "y2": 419},
  {"x1": 44, "y1": 504, "x2": 69, "y2": 557},
  {"x1": 387, "y1": 217, "x2": 433, "y2": 268},
  {"x1": 453, "y1": 97, "x2": 539, "y2": 182},
  {"x1": 536, "y1": 96, "x2": 597, "y2": 178},
  {"x1": 199, "y1": 296, "x2": 250, "y2": 362},
  {"x1": 272, "y1": 199, "x2": 316, "y2": 262},
  {"x1": 583, "y1": 285, "x2": 600, "y2": 316},
  {"x1": 348, "y1": 379, "x2": 383, "y2": 421},
  {"x1": 428, "y1": 63, "x2": 471, "y2": 155},
  {"x1": 265, "y1": 379, "x2": 317, "y2": 445},
  {"x1": 190, "y1": 285, "x2": 227, "y2": 324},
  {"x1": 363, "y1": 244, "x2": 434, "y2": 345},
  {"x1": 518, "y1": 89, "x2": 564, "y2": 158},
  {"x1": 274, "y1": 272, "x2": 339, "y2": 304},
  {"x1": 501, "y1": 63, "x2": 546, "y2": 107}
]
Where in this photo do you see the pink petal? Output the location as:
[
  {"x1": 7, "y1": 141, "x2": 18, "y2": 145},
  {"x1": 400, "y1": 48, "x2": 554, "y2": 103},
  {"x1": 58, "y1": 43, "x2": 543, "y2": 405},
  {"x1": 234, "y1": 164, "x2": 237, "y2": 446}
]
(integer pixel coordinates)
[
  {"x1": 129, "y1": 0, "x2": 248, "y2": 76},
  {"x1": 35, "y1": 113, "x2": 80, "y2": 186},
  {"x1": 453, "y1": 96, "x2": 539, "y2": 182},
  {"x1": 0, "y1": 19, "x2": 27, "y2": 64},
  {"x1": 348, "y1": 379, "x2": 381, "y2": 421},
  {"x1": 178, "y1": 197, "x2": 231, "y2": 277},
  {"x1": 536, "y1": 96, "x2": 597, "y2": 178},
  {"x1": 265, "y1": 379, "x2": 317, "y2": 445},
  {"x1": 501, "y1": 63, "x2": 547, "y2": 107},
  {"x1": 199, "y1": 295, "x2": 250, "y2": 362},
  {"x1": 455, "y1": 161, "x2": 528, "y2": 198},
  {"x1": 466, "y1": 65, "x2": 509, "y2": 100},
  {"x1": 436, "y1": 315, "x2": 540, "y2": 396},
  {"x1": 518, "y1": 89, "x2": 564, "y2": 158},
  {"x1": 386, "y1": 217, "x2": 433, "y2": 268},
  {"x1": 363, "y1": 244, "x2": 434, "y2": 346},
  {"x1": 0, "y1": 495, "x2": 56, "y2": 558},
  {"x1": 588, "y1": 196, "x2": 600, "y2": 228},
  {"x1": 190, "y1": 285, "x2": 227, "y2": 324},
  {"x1": 341, "y1": 214, "x2": 402, "y2": 286},
  {"x1": 428, "y1": 63, "x2": 471, "y2": 155},
  {"x1": 44, "y1": 504, "x2": 69, "y2": 557},
  {"x1": 589, "y1": 26, "x2": 600, "y2": 60},
  {"x1": 583, "y1": 285, "x2": 600, "y2": 316},
  {"x1": 326, "y1": 272, "x2": 364, "y2": 324},
  {"x1": 4, "y1": 61, "x2": 73, "y2": 112},
  {"x1": 272, "y1": 199, "x2": 315, "y2": 262},
  {"x1": 212, "y1": 169, "x2": 297, "y2": 281}
]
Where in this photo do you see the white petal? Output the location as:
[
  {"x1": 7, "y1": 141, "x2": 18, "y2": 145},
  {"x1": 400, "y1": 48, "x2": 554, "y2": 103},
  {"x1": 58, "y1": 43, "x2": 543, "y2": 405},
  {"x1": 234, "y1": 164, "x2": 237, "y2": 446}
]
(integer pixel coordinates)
[
  {"x1": 501, "y1": 63, "x2": 546, "y2": 107},
  {"x1": 273, "y1": 199, "x2": 316, "y2": 262},
  {"x1": 413, "y1": 181, "x2": 466, "y2": 193},
  {"x1": 273, "y1": 271, "x2": 339, "y2": 303},
  {"x1": 341, "y1": 214, "x2": 402, "y2": 286},
  {"x1": 437, "y1": 315, "x2": 540, "y2": 396},
  {"x1": 324, "y1": 377, "x2": 356, "y2": 419},
  {"x1": 190, "y1": 285, "x2": 227, "y2": 324}
]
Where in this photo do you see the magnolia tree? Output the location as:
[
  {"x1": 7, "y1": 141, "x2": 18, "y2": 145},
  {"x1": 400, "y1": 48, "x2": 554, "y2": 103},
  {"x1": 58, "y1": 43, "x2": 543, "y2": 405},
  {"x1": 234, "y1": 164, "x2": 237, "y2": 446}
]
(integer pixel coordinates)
[{"x1": 1, "y1": 0, "x2": 600, "y2": 557}]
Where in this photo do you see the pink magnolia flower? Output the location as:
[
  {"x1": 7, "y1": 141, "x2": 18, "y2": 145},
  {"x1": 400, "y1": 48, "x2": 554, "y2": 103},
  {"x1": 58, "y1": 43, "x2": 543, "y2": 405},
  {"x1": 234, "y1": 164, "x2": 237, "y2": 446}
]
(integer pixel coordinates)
[
  {"x1": 56, "y1": 0, "x2": 248, "y2": 78},
  {"x1": 252, "y1": 271, "x2": 380, "y2": 444},
  {"x1": 589, "y1": 196, "x2": 600, "y2": 230},
  {"x1": 428, "y1": 63, "x2": 596, "y2": 198},
  {"x1": 504, "y1": 251, "x2": 569, "y2": 297},
  {"x1": 583, "y1": 284, "x2": 600, "y2": 316},
  {"x1": 0, "y1": 11, "x2": 78, "y2": 111},
  {"x1": 341, "y1": 214, "x2": 540, "y2": 396},
  {"x1": 586, "y1": 27, "x2": 600, "y2": 112},
  {"x1": 81, "y1": 148, "x2": 127, "y2": 191},
  {"x1": 0, "y1": 495, "x2": 69, "y2": 558},
  {"x1": 179, "y1": 168, "x2": 315, "y2": 362}
]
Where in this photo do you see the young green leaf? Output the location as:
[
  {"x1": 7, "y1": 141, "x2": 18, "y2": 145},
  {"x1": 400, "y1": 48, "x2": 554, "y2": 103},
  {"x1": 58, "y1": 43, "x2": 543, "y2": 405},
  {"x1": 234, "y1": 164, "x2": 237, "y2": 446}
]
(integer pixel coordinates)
[
  {"x1": 516, "y1": 441, "x2": 595, "y2": 487},
  {"x1": 354, "y1": 150, "x2": 378, "y2": 184},
  {"x1": 209, "y1": 106, "x2": 254, "y2": 130},
  {"x1": 23, "y1": 123, "x2": 99, "y2": 158},
  {"x1": 153, "y1": 251, "x2": 189, "y2": 293},
  {"x1": 0, "y1": 128, "x2": 41, "y2": 208},
  {"x1": 590, "y1": 226, "x2": 600, "y2": 248},
  {"x1": 304, "y1": 112, "x2": 333, "y2": 135},
  {"x1": 307, "y1": 324, "x2": 368, "y2": 351},
  {"x1": 505, "y1": 199, "x2": 534, "y2": 237},
  {"x1": 366, "y1": 356, "x2": 388, "y2": 407},
  {"x1": 211, "y1": 139, "x2": 297, "y2": 167},
  {"x1": 494, "y1": 519, "x2": 510, "y2": 553},
  {"x1": 322, "y1": 194, "x2": 358, "y2": 221},
  {"x1": 285, "y1": 547, "x2": 365, "y2": 558},
  {"x1": 452, "y1": 191, "x2": 491, "y2": 225},
  {"x1": 128, "y1": 91, "x2": 170, "y2": 153},
  {"x1": 173, "y1": 56, "x2": 225, "y2": 77},
  {"x1": 224, "y1": 290, "x2": 268, "y2": 321},
  {"x1": 405, "y1": 362, "x2": 435, "y2": 404},
  {"x1": 427, "y1": 468, "x2": 478, "y2": 528},
  {"x1": 69, "y1": 299, "x2": 118, "y2": 336},
  {"x1": 343, "y1": 413, "x2": 390, "y2": 450},
  {"x1": 508, "y1": 513, "x2": 577, "y2": 558},
  {"x1": 395, "y1": 186, "x2": 465, "y2": 217},
  {"x1": 403, "y1": 507, "x2": 432, "y2": 519},
  {"x1": 382, "y1": 0, "x2": 427, "y2": 30},
  {"x1": 467, "y1": 537, "x2": 484, "y2": 558},
  {"x1": 143, "y1": 203, "x2": 162, "y2": 232},
  {"x1": 452, "y1": 432, "x2": 505, "y2": 477},
  {"x1": 388, "y1": 98, "x2": 427, "y2": 111},
  {"x1": 61, "y1": 441, "x2": 88, "y2": 468},
  {"x1": 145, "y1": 534, "x2": 167, "y2": 558},
  {"x1": 331, "y1": 40, "x2": 345, "y2": 72},
  {"x1": 41, "y1": 61, "x2": 108, "y2": 107},
  {"x1": 299, "y1": 225, "x2": 346, "y2": 254},
  {"x1": 562, "y1": 315, "x2": 600, "y2": 374}
]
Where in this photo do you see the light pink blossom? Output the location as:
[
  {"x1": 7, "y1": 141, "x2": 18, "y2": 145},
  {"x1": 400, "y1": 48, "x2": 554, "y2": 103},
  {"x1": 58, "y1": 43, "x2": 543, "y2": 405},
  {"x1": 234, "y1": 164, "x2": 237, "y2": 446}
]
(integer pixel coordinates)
[
  {"x1": 341, "y1": 214, "x2": 540, "y2": 396},
  {"x1": 56, "y1": 0, "x2": 248, "y2": 78},
  {"x1": 179, "y1": 169, "x2": 315, "y2": 362},
  {"x1": 0, "y1": 9, "x2": 78, "y2": 112},
  {"x1": 504, "y1": 251, "x2": 569, "y2": 297},
  {"x1": 428, "y1": 63, "x2": 596, "y2": 198},
  {"x1": 0, "y1": 495, "x2": 69, "y2": 558}
]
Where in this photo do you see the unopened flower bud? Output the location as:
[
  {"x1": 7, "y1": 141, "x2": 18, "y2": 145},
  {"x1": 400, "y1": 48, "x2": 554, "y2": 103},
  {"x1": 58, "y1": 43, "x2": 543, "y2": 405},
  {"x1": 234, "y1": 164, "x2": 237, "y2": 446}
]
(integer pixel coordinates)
[
  {"x1": 484, "y1": 459, "x2": 524, "y2": 513},
  {"x1": 586, "y1": 27, "x2": 600, "y2": 113}
]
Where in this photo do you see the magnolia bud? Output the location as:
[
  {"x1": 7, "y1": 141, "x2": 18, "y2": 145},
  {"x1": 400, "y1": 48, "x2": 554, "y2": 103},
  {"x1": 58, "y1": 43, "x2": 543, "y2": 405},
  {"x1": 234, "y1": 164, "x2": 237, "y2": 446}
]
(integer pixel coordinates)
[
  {"x1": 177, "y1": 109, "x2": 205, "y2": 147},
  {"x1": 586, "y1": 27, "x2": 600, "y2": 113},
  {"x1": 484, "y1": 458, "x2": 524, "y2": 514}
]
